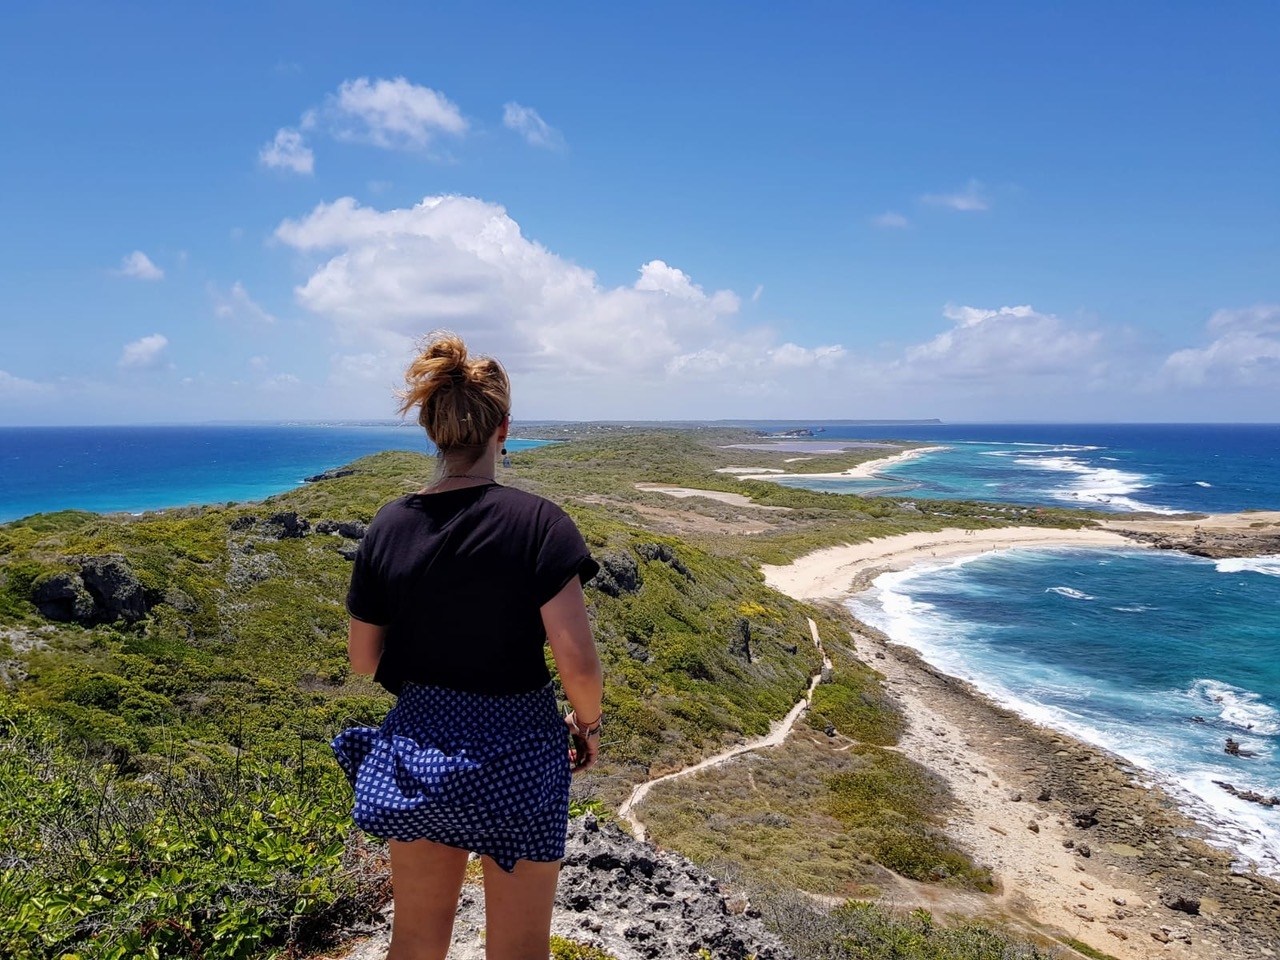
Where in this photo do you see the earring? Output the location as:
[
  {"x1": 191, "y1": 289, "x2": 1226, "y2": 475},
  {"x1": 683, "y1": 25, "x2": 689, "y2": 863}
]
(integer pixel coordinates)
[{"x1": 500, "y1": 446, "x2": 507, "y2": 456}]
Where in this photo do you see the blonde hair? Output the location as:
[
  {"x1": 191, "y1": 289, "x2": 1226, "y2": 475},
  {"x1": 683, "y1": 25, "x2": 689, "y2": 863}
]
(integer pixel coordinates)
[{"x1": 397, "y1": 332, "x2": 510, "y2": 466}]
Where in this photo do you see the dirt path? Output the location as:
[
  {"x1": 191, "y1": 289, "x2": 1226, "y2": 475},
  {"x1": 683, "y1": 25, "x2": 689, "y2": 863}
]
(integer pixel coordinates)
[{"x1": 619, "y1": 619, "x2": 830, "y2": 837}]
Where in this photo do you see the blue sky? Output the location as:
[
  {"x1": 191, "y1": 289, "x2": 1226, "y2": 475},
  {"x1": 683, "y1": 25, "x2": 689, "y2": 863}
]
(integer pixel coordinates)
[{"x1": 1, "y1": 2, "x2": 1277, "y2": 424}]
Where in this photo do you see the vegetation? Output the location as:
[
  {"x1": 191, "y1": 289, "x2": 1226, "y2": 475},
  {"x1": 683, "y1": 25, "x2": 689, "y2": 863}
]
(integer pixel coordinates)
[
  {"x1": 0, "y1": 427, "x2": 1095, "y2": 957},
  {"x1": 758, "y1": 893, "x2": 1059, "y2": 960}
]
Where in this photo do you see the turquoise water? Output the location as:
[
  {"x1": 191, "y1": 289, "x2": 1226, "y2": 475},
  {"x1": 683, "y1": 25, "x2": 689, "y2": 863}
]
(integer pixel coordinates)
[
  {"x1": 791, "y1": 424, "x2": 1280, "y2": 874},
  {"x1": 851, "y1": 545, "x2": 1280, "y2": 876},
  {"x1": 745, "y1": 423, "x2": 1280, "y2": 514},
  {"x1": 0, "y1": 424, "x2": 549, "y2": 523}
]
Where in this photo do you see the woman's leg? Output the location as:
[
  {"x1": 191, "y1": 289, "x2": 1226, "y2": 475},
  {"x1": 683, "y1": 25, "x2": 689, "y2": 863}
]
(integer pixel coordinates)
[
  {"x1": 479, "y1": 857, "x2": 561, "y2": 960},
  {"x1": 386, "y1": 838, "x2": 470, "y2": 960}
]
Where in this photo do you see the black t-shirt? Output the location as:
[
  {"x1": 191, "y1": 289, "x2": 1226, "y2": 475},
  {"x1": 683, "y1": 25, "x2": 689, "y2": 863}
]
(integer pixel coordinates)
[{"x1": 346, "y1": 483, "x2": 599, "y2": 696}]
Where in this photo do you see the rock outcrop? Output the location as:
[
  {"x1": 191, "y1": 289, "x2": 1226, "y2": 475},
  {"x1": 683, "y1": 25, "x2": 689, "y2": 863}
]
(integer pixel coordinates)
[
  {"x1": 32, "y1": 555, "x2": 148, "y2": 624},
  {"x1": 593, "y1": 551, "x2": 640, "y2": 597},
  {"x1": 340, "y1": 815, "x2": 793, "y2": 960}
]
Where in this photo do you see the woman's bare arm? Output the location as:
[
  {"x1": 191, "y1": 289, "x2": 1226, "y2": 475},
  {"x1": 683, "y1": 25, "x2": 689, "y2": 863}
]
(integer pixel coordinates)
[
  {"x1": 542, "y1": 577, "x2": 603, "y2": 772},
  {"x1": 347, "y1": 618, "x2": 386, "y2": 675}
]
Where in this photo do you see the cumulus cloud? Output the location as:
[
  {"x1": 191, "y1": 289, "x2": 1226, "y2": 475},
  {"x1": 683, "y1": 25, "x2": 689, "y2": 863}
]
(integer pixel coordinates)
[
  {"x1": 259, "y1": 77, "x2": 467, "y2": 173},
  {"x1": 259, "y1": 127, "x2": 314, "y2": 174},
  {"x1": 273, "y1": 195, "x2": 844, "y2": 411},
  {"x1": 116, "y1": 250, "x2": 164, "y2": 281},
  {"x1": 1163, "y1": 304, "x2": 1280, "y2": 387},
  {"x1": 118, "y1": 334, "x2": 170, "y2": 370},
  {"x1": 327, "y1": 77, "x2": 467, "y2": 150},
  {"x1": 211, "y1": 281, "x2": 278, "y2": 325},
  {"x1": 872, "y1": 211, "x2": 910, "y2": 229},
  {"x1": 921, "y1": 179, "x2": 989, "y2": 212},
  {"x1": 502, "y1": 102, "x2": 564, "y2": 150},
  {"x1": 896, "y1": 304, "x2": 1104, "y2": 381}
]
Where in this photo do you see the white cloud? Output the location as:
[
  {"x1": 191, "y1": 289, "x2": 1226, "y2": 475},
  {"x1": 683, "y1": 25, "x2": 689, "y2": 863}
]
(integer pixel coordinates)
[
  {"x1": 116, "y1": 250, "x2": 164, "y2": 281},
  {"x1": 768, "y1": 343, "x2": 847, "y2": 368},
  {"x1": 211, "y1": 281, "x2": 278, "y2": 325},
  {"x1": 259, "y1": 127, "x2": 314, "y2": 174},
  {"x1": 272, "y1": 194, "x2": 843, "y2": 412},
  {"x1": 872, "y1": 211, "x2": 910, "y2": 229},
  {"x1": 751, "y1": 285, "x2": 764, "y2": 303},
  {"x1": 897, "y1": 304, "x2": 1103, "y2": 380},
  {"x1": 1163, "y1": 304, "x2": 1280, "y2": 387},
  {"x1": 0, "y1": 370, "x2": 52, "y2": 397},
  {"x1": 262, "y1": 373, "x2": 302, "y2": 391},
  {"x1": 920, "y1": 179, "x2": 989, "y2": 212},
  {"x1": 118, "y1": 334, "x2": 170, "y2": 370},
  {"x1": 502, "y1": 102, "x2": 564, "y2": 150},
  {"x1": 328, "y1": 77, "x2": 467, "y2": 150}
]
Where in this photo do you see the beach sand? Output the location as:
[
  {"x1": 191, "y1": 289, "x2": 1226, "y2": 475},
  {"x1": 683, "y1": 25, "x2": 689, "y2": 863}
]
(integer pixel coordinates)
[
  {"x1": 763, "y1": 524, "x2": 1280, "y2": 960},
  {"x1": 728, "y1": 445, "x2": 950, "y2": 482}
]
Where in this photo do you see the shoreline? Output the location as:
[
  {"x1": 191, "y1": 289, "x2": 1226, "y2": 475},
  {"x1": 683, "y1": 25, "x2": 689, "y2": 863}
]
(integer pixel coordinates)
[
  {"x1": 730, "y1": 444, "x2": 950, "y2": 482},
  {"x1": 761, "y1": 525, "x2": 1140, "y2": 601},
  {"x1": 763, "y1": 522, "x2": 1280, "y2": 958}
]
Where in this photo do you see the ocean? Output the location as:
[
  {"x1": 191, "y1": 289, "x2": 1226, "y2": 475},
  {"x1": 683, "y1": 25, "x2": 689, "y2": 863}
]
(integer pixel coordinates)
[
  {"x1": 755, "y1": 423, "x2": 1280, "y2": 877},
  {"x1": 747, "y1": 422, "x2": 1280, "y2": 515},
  {"x1": 0, "y1": 424, "x2": 548, "y2": 523}
]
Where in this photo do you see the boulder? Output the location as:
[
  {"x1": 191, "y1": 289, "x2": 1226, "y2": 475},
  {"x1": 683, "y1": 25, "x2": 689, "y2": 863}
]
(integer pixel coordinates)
[
  {"x1": 264, "y1": 511, "x2": 310, "y2": 539},
  {"x1": 728, "y1": 617, "x2": 752, "y2": 661},
  {"x1": 79, "y1": 555, "x2": 147, "y2": 622},
  {"x1": 1160, "y1": 890, "x2": 1201, "y2": 915},
  {"x1": 33, "y1": 572, "x2": 96, "y2": 622},
  {"x1": 33, "y1": 556, "x2": 148, "y2": 624},
  {"x1": 593, "y1": 551, "x2": 640, "y2": 597}
]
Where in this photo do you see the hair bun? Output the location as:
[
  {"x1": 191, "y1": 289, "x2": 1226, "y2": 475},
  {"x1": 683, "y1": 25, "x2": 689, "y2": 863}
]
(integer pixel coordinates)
[
  {"x1": 396, "y1": 331, "x2": 511, "y2": 455},
  {"x1": 422, "y1": 332, "x2": 468, "y2": 378}
]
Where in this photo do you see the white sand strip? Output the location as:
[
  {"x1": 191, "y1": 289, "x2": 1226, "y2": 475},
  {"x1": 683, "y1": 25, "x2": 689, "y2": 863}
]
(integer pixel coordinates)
[{"x1": 762, "y1": 526, "x2": 1138, "y2": 601}]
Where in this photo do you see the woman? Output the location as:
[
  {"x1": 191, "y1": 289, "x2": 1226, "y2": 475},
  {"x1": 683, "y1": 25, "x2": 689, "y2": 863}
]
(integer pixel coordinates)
[{"x1": 331, "y1": 333, "x2": 603, "y2": 960}]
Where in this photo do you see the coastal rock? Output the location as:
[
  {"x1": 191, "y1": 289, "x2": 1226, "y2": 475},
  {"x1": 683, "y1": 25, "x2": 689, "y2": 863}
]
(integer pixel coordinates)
[
  {"x1": 593, "y1": 551, "x2": 640, "y2": 597},
  {"x1": 1160, "y1": 890, "x2": 1202, "y2": 915},
  {"x1": 305, "y1": 468, "x2": 356, "y2": 483},
  {"x1": 1213, "y1": 780, "x2": 1280, "y2": 807},
  {"x1": 263, "y1": 511, "x2": 310, "y2": 539},
  {"x1": 33, "y1": 572, "x2": 96, "y2": 622},
  {"x1": 78, "y1": 555, "x2": 148, "y2": 622},
  {"x1": 341, "y1": 816, "x2": 793, "y2": 960},
  {"x1": 33, "y1": 557, "x2": 148, "y2": 624},
  {"x1": 338, "y1": 545, "x2": 360, "y2": 562},
  {"x1": 1071, "y1": 807, "x2": 1100, "y2": 829},
  {"x1": 316, "y1": 519, "x2": 368, "y2": 540},
  {"x1": 729, "y1": 617, "x2": 753, "y2": 661},
  {"x1": 229, "y1": 515, "x2": 257, "y2": 531},
  {"x1": 637, "y1": 542, "x2": 693, "y2": 579}
]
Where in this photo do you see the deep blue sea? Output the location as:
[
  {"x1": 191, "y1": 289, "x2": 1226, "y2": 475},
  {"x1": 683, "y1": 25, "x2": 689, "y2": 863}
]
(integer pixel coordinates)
[
  {"x1": 0, "y1": 424, "x2": 547, "y2": 523},
  {"x1": 737, "y1": 423, "x2": 1280, "y2": 876}
]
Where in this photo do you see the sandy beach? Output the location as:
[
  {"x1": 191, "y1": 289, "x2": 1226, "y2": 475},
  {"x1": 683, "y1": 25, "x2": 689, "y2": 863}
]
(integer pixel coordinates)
[
  {"x1": 761, "y1": 525, "x2": 1139, "y2": 601},
  {"x1": 728, "y1": 445, "x2": 951, "y2": 482},
  {"x1": 762, "y1": 521, "x2": 1280, "y2": 959}
]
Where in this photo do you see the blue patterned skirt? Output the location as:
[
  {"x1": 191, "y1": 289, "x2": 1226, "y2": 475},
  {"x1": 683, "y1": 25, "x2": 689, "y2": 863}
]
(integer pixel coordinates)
[{"x1": 331, "y1": 682, "x2": 572, "y2": 871}]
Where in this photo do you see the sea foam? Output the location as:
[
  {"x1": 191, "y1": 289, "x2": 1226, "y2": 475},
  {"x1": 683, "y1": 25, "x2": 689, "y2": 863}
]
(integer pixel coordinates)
[{"x1": 1216, "y1": 556, "x2": 1280, "y2": 579}]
